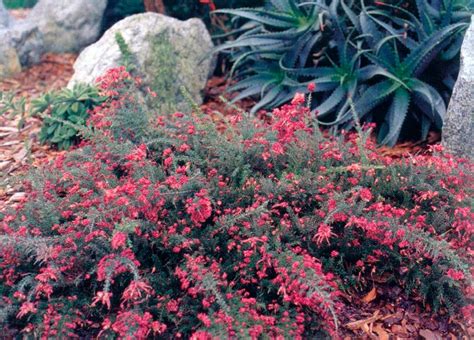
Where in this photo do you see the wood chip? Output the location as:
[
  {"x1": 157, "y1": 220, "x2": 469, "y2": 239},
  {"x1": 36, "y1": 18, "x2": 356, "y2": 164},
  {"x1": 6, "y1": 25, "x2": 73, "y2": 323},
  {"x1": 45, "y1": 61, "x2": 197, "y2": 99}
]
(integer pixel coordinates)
[{"x1": 9, "y1": 192, "x2": 25, "y2": 202}]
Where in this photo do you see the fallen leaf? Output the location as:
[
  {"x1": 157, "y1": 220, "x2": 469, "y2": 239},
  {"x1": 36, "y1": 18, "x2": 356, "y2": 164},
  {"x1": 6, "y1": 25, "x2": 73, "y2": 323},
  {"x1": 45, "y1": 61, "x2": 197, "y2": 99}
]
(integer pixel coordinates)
[
  {"x1": 419, "y1": 329, "x2": 442, "y2": 340},
  {"x1": 373, "y1": 323, "x2": 389, "y2": 340},
  {"x1": 13, "y1": 147, "x2": 28, "y2": 162},
  {"x1": 0, "y1": 161, "x2": 11, "y2": 171},
  {"x1": 391, "y1": 324, "x2": 409, "y2": 337},
  {"x1": 345, "y1": 310, "x2": 381, "y2": 330},
  {"x1": 362, "y1": 287, "x2": 377, "y2": 303}
]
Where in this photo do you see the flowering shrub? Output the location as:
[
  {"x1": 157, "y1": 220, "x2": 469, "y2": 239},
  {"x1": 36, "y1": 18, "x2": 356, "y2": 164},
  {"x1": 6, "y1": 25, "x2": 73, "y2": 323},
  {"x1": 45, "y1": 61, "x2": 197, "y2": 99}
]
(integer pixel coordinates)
[{"x1": 0, "y1": 67, "x2": 473, "y2": 338}]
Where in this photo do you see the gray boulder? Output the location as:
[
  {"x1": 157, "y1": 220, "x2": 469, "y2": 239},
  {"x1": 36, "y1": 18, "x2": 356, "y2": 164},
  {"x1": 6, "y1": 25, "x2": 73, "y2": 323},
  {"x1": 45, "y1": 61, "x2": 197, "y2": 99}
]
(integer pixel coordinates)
[
  {"x1": 0, "y1": 21, "x2": 44, "y2": 79},
  {"x1": 0, "y1": 44, "x2": 21, "y2": 78},
  {"x1": 27, "y1": 0, "x2": 107, "y2": 53},
  {"x1": 69, "y1": 13, "x2": 215, "y2": 113},
  {"x1": 442, "y1": 16, "x2": 474, "y2": 160},
  {"x1": 3, "y1": 22, "x2": 44, "y2": 66},
  {"x1": 0, "y1": 0, "x2": 11, "y2": 28}
]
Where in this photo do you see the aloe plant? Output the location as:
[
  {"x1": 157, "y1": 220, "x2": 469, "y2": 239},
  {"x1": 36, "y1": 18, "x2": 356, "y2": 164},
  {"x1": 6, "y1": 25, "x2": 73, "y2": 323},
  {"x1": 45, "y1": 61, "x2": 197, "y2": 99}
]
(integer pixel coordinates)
[{"x1": 214, "y1": 0, "x2": 471, "y2": 145}]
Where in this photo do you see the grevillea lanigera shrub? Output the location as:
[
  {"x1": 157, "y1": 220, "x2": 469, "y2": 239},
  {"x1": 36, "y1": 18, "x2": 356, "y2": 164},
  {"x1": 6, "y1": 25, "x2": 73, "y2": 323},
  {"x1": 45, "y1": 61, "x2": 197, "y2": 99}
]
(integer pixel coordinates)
[{"x1": 0, "y1": 67, "x2": 473, "y2": 338}]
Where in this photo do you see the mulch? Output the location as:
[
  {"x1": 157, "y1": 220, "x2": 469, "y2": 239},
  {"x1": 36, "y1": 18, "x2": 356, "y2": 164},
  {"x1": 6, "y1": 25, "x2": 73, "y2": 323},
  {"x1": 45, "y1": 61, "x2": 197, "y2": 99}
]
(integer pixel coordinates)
[{"x1": 0, "y1": 52, "x2": 471, "y2": 338}]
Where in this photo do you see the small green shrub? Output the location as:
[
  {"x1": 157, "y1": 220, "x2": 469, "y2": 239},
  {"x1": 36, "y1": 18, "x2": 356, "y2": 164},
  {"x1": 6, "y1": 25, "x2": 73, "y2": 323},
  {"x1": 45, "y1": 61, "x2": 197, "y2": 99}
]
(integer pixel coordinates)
[
  {"x1": 0, "y1": 67, "x2": 472, "y2": 338},
  {"x1": 31, "y1": 84, "x2": 105, "y2": 150},
  {"x1": 214, "y1": 0, "x2": 472, "y2": 145},
  {"x1": 3, "y1": 0, "x2": 37, "y2": 9}
]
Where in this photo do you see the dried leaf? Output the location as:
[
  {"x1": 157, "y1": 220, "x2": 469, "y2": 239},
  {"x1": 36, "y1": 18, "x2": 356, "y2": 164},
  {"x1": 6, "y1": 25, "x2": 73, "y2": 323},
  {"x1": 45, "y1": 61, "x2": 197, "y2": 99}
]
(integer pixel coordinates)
[
  {"x1": 419, "y1": 329, "x2": 442, "y2": 340},
  {"x1": 362, "y1": 287, "x2": 377, "y2": 303},
  {"x1": 345, "y1": 310, "x2": 381, "y2": 330},
  {"x1": 373, "y1": 323, "x2": 390, "y2": 340},
  {"x1": 9, "y1": 192, "x2": 25, "y2": 202}
]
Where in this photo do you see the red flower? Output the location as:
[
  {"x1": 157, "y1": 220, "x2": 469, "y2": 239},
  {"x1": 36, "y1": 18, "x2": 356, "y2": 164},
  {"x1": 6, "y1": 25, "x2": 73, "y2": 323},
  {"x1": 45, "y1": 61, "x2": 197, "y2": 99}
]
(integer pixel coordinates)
[
  {"x1": 200, "y1": 0, "x2": 216, "y2": 11},
  {"x1": 16, "y1": 302, "x2": 37, "y2": 319},
  {"x1": 359, "y1": 188, "x2": 373, "y2": 202},
  {"x1": 186, "y1": 192, "x2": 212, "y2": 225},
  {"x1": 92, "y1": 291, "x2": 113, "y2": 310},
  {"x1": 291, "y1": 92, "x2": 306, "y2": 105},
  {"x1": 197, "y1": 313, "x2": 212, "y2": 327},
  {"x1": 111, "y1": 232, "x2": 127, "y2": 250},
  {"x1": 271, "y1": 142, "x2": 285, "y2": 155},
  {"x1": 447, "y1": 269, "x2": 465, "y2": 281},
  {"x1": 313, "y1": 223, "x2": 336, "y2": 245},
  {"x1": 122, "y1": 280, "x2": 153, "y2": 303}
]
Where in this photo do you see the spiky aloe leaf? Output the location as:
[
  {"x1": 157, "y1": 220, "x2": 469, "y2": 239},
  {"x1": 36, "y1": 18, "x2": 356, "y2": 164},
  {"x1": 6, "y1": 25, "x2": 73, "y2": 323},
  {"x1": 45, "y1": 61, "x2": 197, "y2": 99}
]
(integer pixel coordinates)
[
  {"x1": 316, "y1": 85, "x2": 347, "y2": 118},
  {"x1": 379, "y1": 88, "x2": 410, "y2": 146},
  {"x1": 348, "y1": 80, "x2": 401, "y2": 122},
  {"x1": 213, "y1": 8, "x2": 300, "y2": 28},
  {"x1": 404, "y1": 22, "x2": 467, "y2": 76},
  {"x1": 410, "y1": 79, "x2": 446, "y2": 127}
]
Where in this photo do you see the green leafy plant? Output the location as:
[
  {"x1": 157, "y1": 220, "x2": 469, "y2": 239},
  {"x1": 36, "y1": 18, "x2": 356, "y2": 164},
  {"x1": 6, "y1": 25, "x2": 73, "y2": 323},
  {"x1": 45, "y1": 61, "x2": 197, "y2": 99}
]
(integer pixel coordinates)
[
  {"x1": 215, "y1": 0, "x2": 472, "y2": 145},
  {"x1": 31, "y1": 84, "x2": 105, "y2": 150},
  {"x1": 3, "y1": 0, "x2": 37, "y2": 9}
]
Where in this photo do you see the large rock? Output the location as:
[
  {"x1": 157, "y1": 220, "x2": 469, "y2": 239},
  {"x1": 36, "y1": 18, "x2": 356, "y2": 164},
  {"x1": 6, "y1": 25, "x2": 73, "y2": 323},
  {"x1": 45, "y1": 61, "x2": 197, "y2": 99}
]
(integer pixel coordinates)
[
  {"x1": 442, "y1": 16, "x2": 474, "y2": 160},
  {"x1": 0, "y1": 45, "x2": 21, "y2": 78},
  {"x1": 0, "y1": 0, "x2": 11, "y2": 28},
  {"x1": 0, "y1": 21, "x2": 44, "y2": 78},
  {"x1": 69, "y1": 13, "x2": 215, "y2": 113},
  {"x1": 27, "y1": 0, "x2": 107, "y2": 53},
  {"x1": 1, "y1": 22, "x2": 44, "y2": 66}
]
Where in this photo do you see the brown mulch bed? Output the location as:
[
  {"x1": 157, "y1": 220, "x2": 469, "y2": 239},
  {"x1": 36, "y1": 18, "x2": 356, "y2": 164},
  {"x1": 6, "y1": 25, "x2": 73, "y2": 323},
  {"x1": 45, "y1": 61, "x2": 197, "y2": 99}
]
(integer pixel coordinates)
[
  {"x1": 0, "y1": 53, "x2": 76, "y2": 211},
  {"x1": 0, "y1": 54, "x2": 471, "y2": 339}
]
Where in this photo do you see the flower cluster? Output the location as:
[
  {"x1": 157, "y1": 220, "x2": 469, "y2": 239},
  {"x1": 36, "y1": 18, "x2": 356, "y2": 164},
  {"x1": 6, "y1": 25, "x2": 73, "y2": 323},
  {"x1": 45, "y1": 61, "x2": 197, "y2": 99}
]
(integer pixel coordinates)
[{"x1": 0, "y1": 69, "x2": 472, "y2": 338}]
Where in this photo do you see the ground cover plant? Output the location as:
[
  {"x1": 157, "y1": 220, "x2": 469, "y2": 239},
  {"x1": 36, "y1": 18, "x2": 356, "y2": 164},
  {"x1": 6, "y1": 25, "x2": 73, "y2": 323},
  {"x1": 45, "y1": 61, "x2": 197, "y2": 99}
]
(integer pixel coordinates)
[
  {"x1": 215, "y1": 0, "x2": 472, "y2": 146},
  {"x1": 0, "y1": 67, "x2": 472, "y2": 338}
]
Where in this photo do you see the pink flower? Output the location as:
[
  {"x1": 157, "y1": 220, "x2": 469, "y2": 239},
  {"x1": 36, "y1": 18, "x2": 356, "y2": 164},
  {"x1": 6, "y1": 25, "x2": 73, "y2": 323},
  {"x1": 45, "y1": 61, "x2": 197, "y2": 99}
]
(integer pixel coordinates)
[
  {"x1": 122, "y1": 280, "x2": 153, "y2": 303},
  {"x1": 197, "y1": 313, "x2": 212, "y2": 327},
  {"x1": 447, "y1": 269, "x2": 464, "y2": 281},
  {"x1": 166, "y1": 299, "x2": 179, "y2": 313},
  {"x1": 360, "y1": 188, "x2": 373, "y2": 202},
  {"x1": 307, "y1": 82, "x2": 316, "y2": 92},
  {"x1": 291, "y1": 92, "x2": 306, "y2": 105},
  {"x1": 186, "y1": 195, "x2": 212, "y2": 225},
  {"x1": 271, "y1": 142, "x2": 285, "y2": 155},
  {"x1": 126, "y1": 144, "x2": 147, "y2": 161},
  {"x1": 152, "y1": 321, "x2": 167, "y2": 334},
  {"x1": 313, "y1": 223, "x2": 335, "y2": 245},
  {"x1": 92, "y1": 291, "x2": 113, "y2": 309},
  {"x1": 191, "y1": 331, "x2": 213, "y2": 340},
  {"x1": 111, "y1": 232, "x2": 127, "y2": 250},
  {"x1": 16, "y1": 302, "x2": 37, "y2": 319}
]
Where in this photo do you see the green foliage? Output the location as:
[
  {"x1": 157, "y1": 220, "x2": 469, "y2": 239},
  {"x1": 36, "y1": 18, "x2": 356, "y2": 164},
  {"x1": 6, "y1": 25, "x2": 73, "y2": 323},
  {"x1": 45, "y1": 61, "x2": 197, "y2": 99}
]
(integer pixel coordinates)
[
  {"x1": 114, "y1": 30, "x2": 181, "y2": 114},
  {"x1": 115, "y1": 32, "x2": 135, "y2": 72},
  {"x1": 144, "y1": 31, "x2": 180, "y2": 113},
  {"x1": 164, "y1": 0, "x2": 265, "y2": 22},
  {"x1": 3, "y1": 0, "x2": 37, "y2": 9},
  {"x1": 31, "y1": 84, "x2": 105, "y2": 150},
  {"x1": 0, "y1": 91, "x2": 27, "y2": 129},
  {"x1": 215, "y1": 0, "x2": 472, "y2": 145},
  {"x1": 101, "y1": 0, "x2": 145, "y2": 32}
]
